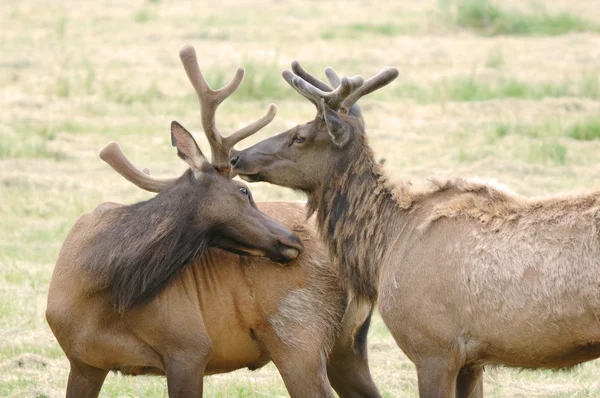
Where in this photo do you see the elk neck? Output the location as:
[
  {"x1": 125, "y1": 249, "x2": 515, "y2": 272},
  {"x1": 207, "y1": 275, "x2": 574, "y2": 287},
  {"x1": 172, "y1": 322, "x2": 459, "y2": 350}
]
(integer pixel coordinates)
[
  {"x1": 85, "y1": 170, "x2": 212, "y2": 313},
  {"x1": 306, "y1": 136, "x2": 413, "y2": 302}
]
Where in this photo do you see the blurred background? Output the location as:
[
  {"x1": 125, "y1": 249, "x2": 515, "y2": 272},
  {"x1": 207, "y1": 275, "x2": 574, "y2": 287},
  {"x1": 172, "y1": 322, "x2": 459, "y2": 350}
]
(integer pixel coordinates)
[{"x1": 1, "y1": 0, "x2": 600, "y2": 396}]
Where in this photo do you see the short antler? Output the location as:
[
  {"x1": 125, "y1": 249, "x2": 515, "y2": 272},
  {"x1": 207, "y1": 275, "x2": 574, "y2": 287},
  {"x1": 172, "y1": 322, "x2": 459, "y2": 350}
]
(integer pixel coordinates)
[
  {"x1": 283, "y1": 65, "x2": 363, "y2": 112},
  {"x1": 287, "y1": 64, "x2": 361, "y2": 116},
  {"x1": 340, "y1": 67, "x2": 400, "y2": 113},
  {"x1": 99, "y1": 142, "x2": 176, "y2": 193},
  {"x1": 283, "y1": 61, "x2": 399, "y2": 115},
  {"x1": 179, "y1": 45, "x2": 277, "y2": 175}
]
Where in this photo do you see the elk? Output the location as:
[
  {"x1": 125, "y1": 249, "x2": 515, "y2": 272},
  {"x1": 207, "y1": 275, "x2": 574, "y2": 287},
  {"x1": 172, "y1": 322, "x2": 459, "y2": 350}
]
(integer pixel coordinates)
[
  {"x1": 231, "y1": 62, "x2": 600, "y2": 398},
  {"x1": 46, "y1": 46, "x2": 381, "y2": 398}
]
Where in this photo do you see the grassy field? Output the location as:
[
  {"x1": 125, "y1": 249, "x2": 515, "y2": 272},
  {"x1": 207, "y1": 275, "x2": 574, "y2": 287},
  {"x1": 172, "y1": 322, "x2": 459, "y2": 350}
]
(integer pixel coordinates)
[{"x1": 2, "y1": 0, "x2": 600, "y2": 396}]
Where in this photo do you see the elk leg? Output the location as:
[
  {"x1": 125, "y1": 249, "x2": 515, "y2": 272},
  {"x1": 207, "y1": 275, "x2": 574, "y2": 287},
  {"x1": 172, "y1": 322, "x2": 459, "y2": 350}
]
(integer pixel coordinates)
[
  {"x1": 165, "y1": 353, "x2": 209, "y2": 398},
  {"x1": 327, "y1": 354, "x2": 380, "y2": 398},
  {"x1": 416, "y1": 357, "x2": 460, "y2": 398},
  {"x1": 66, "y1": 359, "x2": 108, "y2": 398},
  {"x1": 261, "y1": 325, "x2": 335, "y2": 398},
  {"x1": 327, "y1": 312, "x2": 381, "y2": 398},
  {"x1": 456, "y1": 366, "x2": 483, "y2": 398},
  {"x1": 272, "y1": 349, "x2": 335, "y2": 398}
]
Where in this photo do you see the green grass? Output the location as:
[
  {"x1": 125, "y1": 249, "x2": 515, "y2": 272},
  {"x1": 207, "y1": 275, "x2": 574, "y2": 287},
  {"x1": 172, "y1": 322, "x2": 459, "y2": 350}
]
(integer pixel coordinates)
[
  {"x1": 569, "y1": 117, "x2": 600, "y2": 141},
  {"x1": 55, "y1": 75, "x2": 70, "y2": 98},
  {"x1": 393, "y1": 73, "x2": 584, "y2": 103},
  {"x1": 0, "y1": 121, "x2": 65, "y2": 160},
  {"x1": 192, "y1": 30, "x2": 231, "y2": 41},
  {"x1": 133, "y1": 8, "x2": 154, "y2": 23},
  {"x1": 527, "y1": 140, "x2": 567, "y2": 165},
  {"x1": 456, "y1": 120, "x2": 572, "y2": 166},
  {"x1": 203, "y1": 60, "x2": 295, "y2": 101},
  {"x1": 321, "y1": 22, "x2": 416, "y2": 39},
  {"x1": 485, "y1": 46, "x2": 504, "y2": 69},
  {"x1": 494, "y1": 123, "x2": 509, "y2": 138},
  {"x1": 450, "y1": 0, "x2": 599, "y2": 36},
  {"x1": 490, "y1": 122, "x2": 564, "y2": 139},
  {"x1": 99, "y1": 59, "x2": 292, "y2": 105},
  {"x1": 580, "y1": 71, "x2": 600, "y2": 99},
  {"x1": 102, "y1": 79, "x2": 163, "y2": 105},
  {"x1": 47, "y1": 57, "x2": 98, "y2": 98},
  {"x1": 55, "y1": 16, "x2": 67, "y2": 40},
  {"x1": 397, "y1": 70, "x2": 600, "y2": 103}
]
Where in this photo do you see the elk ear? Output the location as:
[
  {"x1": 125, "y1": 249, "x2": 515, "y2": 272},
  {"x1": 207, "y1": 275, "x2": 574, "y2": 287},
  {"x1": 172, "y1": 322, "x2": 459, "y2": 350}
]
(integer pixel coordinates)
[
  {"x1": 320, "y1": 100, "x2": 351, "y2": 147},
  {"x1": 171, "y1": 121, "x2": 209, "y2": 172}
]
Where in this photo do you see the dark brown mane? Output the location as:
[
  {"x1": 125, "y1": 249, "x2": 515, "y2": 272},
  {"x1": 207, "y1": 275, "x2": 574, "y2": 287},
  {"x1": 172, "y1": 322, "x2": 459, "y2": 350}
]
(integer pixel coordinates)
[
  {"x1": 85, "y1": 170, "x2": 211, "y2": 313},
  {"x1": 307, "y1": 116, "x2": 400, "y2": 301}
]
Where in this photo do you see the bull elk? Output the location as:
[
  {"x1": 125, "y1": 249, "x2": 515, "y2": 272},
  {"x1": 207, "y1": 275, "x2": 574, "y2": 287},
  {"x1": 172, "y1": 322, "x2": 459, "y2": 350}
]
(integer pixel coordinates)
[
  {"x1": 46, "y1": 46, "x2": 381, "y2": 398},
  {"x1": 231, "y1": 62, "x2": 600, "y2": 397}
]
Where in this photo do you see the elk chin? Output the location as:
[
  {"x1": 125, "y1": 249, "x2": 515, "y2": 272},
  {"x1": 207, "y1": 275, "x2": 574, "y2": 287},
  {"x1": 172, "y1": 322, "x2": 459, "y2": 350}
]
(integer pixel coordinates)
[
  {"x1": 212, "y1": 239, "x2": 299, "y2": 263},
  {"x1": 225, "y1": 244, "x2": 298, "y2": 263},
  {"x1": 238, "y1": 173, "x2": 262, "y2": 183},
  {"x1": 275, "y1": 246, "x2": 300, "y2": 263}
]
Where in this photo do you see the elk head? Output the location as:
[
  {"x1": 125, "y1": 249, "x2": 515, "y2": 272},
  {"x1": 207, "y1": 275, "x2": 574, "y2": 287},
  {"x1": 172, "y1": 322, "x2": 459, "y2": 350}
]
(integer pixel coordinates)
[
  {"x1": 100, "y1": 46, "x2": 302, "y2": 263},
  {"x1": 230, "y1": 62, "x2": 399, "y2": 193}
]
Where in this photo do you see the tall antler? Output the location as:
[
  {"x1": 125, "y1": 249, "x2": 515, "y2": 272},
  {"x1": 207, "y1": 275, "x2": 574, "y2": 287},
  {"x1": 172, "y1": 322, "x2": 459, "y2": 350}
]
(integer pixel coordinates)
[
  {"x1": 179, "y1": 45, "x2": 277, "y2": 175},
  {"x1": 282, "y1": 62, "x2": 399, "y2": 115},
  {"x1": 99, "y1": 142, "x2": 176, "y2": 193}
]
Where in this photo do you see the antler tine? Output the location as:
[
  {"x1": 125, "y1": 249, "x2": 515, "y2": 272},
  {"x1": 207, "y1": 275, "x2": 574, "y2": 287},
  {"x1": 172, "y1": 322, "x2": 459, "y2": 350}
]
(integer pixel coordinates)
[
  {"x1": 99, "y1": 142, "x2": 176, "y2": 193},
  {"x1": 286, "y1": 61, "x2": 364, "y2": 111},
  {"x1": 325, "y1": 66, "x2": 362, "y2": 116},
  {"x1": 290, "y1": 73, "x2": 363, "y2": 111},
  {"x1": 224, "y1": 103, "x2": 277, "y2": 150},
  {"x1": 324, "y1": 67, "x2": 341, "y2": 88},
  {"x1": 283, "y1": 70, "x2": 320, "y2": 108},
  {"x1": 292, "y1": 61, "x2": 332, "y2": 92},
  {"x1": 340, "y1": 67, "x2": 400, "y2": 113},
  {"x1": 325, "y1": 76, "x2": 364, "y2": 110}
]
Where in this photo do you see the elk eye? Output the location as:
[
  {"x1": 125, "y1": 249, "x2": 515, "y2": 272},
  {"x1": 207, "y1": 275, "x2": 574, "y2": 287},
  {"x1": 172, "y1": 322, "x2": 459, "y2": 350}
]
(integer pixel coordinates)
[
  {"x1": 239, "y1": 187, "x2": 249, "y2": 196},
  {"x1": 293, "y1": 136, "x2": 306, "y2": 144}
]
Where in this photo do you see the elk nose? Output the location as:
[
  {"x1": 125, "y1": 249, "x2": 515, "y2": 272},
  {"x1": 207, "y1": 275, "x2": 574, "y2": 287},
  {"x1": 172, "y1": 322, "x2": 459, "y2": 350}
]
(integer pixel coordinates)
[{"x1": 229, "y1": 148, "x2": 240, "y2": 167}]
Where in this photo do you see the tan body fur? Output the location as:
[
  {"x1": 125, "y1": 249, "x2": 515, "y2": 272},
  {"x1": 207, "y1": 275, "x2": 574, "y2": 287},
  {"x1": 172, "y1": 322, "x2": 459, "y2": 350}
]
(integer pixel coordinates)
[
  {"x1": 46, "y1": 201, "x2": 380, "y2": 398},
  {"x1": 379, "y1": 178, "x2": 600, "y2": 371}
]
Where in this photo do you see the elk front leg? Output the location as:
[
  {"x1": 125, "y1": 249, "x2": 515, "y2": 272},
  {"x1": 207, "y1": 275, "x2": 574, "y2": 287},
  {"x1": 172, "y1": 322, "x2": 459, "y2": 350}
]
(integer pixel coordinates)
[
  {"x1": 327, "y1": 350, "x2": 381, "y2": 398},
  {"x1": 258, "y1": 326, "x2": 335, "y2": 398},
  {"x1": 165, "y1": 353, "x2": 210, "y2": 398},
  {"x1": 326, "y1": 310, "x2": 381, "y2": 398},
  {"x1": 274, "y1": 349, "x2": 334, "y2": 398},
  {"x1": 66, "y1": 359, "x2": 108, "y2": 398}
]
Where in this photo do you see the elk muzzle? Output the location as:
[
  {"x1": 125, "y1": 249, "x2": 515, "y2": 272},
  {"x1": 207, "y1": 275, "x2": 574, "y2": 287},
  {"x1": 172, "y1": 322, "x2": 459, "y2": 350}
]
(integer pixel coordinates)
[
  {"x1": 266, "y1": 221, "x2": 303, "y2": 263},
  {"x1": 229, "y1": 146, "x2": 273, "y2": 183},
  {"x1": 275, "y1": 232, "x2": 303, "y2": 263},
  {"x1": 226, "y1": 207, "x2": 303, "y2": 264}
]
